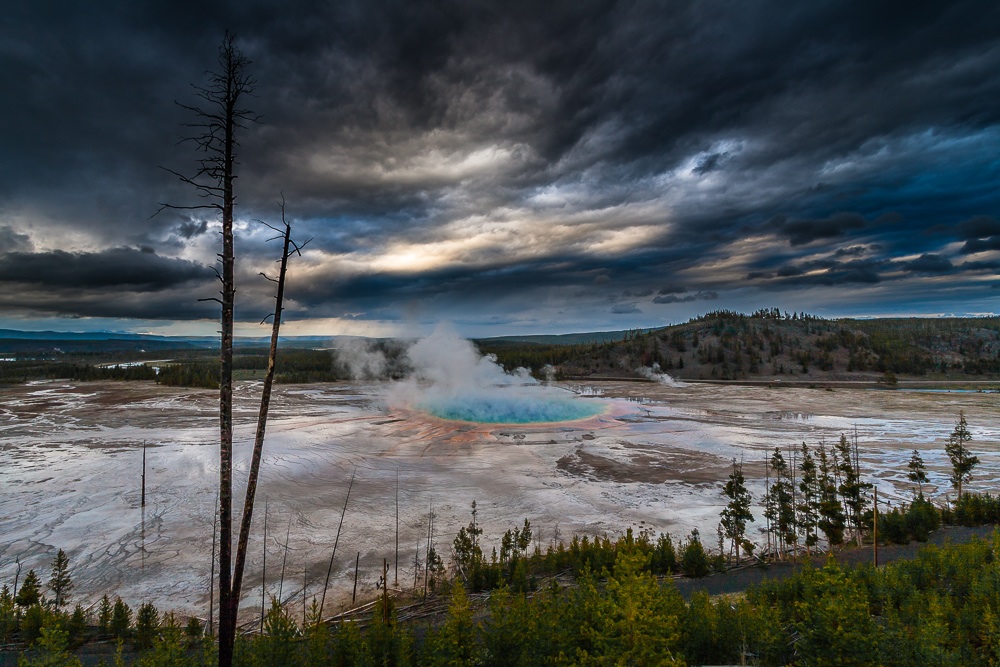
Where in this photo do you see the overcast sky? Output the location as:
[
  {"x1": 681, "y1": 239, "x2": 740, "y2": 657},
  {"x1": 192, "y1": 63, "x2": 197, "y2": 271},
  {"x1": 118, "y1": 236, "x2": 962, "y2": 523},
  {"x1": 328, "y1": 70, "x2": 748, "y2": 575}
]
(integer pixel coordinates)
[{"x1": 2, "y1": 1, "x2": 999, "y2": 337}]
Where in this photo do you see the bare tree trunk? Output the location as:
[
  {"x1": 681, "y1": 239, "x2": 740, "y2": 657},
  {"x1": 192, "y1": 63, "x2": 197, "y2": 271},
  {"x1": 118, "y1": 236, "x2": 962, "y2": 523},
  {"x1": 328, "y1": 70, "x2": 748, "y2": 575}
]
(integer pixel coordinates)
[
  {"x1": 12, "y1": 557, "x2": 21, "y2": 607},
  {"x1": 320, "y1": 470, "x2": 356, "y2": 614},
  {"x1": 232, "y1": 203, "x2": 298, "y2": 619},
  {"x1": 382, "y1": 559, "x2": 389, "y2": 624},
  {"x1": 278, "y1": 517, "x2": 291, "y2": 605},
  {"x1": 423, "y1": 505, "x2": 432, "y2": 598},
  {"x1": 218, "y1": 80, "x2": 236, "y2": 665},
  {"x1": 395, "y1": 467, "x2": 399, "y2": 586},
  {"x1": 353, "y1": 552, "x2": 360, "y2": 604},
  {"x1": 141, "y1": 439, "x2": 146, "y2": 508},
  {"x1": 260, "y1": 498, "x2": 268, "y2": 634},
  {"x1": 209, "y1": 495, "x2": 218, "y2": 638},
  {"x1": 157, "y1": 34, "x2": 256, "y2": 663},
  {"x1": 413, "y1": 541, "x2": 420, "y2": 591}
]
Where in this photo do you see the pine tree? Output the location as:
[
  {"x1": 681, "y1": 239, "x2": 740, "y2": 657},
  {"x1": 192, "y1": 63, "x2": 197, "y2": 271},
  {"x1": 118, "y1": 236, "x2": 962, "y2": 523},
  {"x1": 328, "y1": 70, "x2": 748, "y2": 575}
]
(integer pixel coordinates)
[
  {"x1": 590, "y1": 549, "x2": 686, "y2": 666},
  {"x1": 653, "y1": 533, "x2": 678, "y2": 574},
  {"x1": 797, "y1": 442, "x2": 821, "y2": 555},
  {"x1": 816, "y1": 443, "x2": 846, "y2": 552},
  {"x1": 184, "y1": 616, "x2": 203, "y2": 645},
  {"x1": 426, "y1": 580, "x2": 480, "y2": 666},
  {"x1": 946, "y1": 411, "x2": 978, "y2": 501},
  {"x1": 453, "y1": 501, "x2": 485, "y2": 588},
  {"x1": 256, "y1": 598, "x2": 298, "y2": 665},
  {"x1": 907, "y1": 450, "x2": 928, "y2": 497},
  {"x1": 765, "y1": 449, "x2": 796, "y2": 558},
  {"x1": 300, "y1": 598, "x2": 328, "y2": 665},
  {"x1": 47, "y1": 549, "x2": 73, "y2": 607},
  {"x1": 110, "y1": 597, "x2": 132, "y2": 640},
  {"x1": 835, "y1": 433, "x2": 871, "y2": 546},
  {"x1": 681, "y1": 530, "x2": 710, "y2": 578},
  {"x1": 97, "y1": 594, "x2": 112, "y2": 635},
  {"x1": 134, "y1": 601, "x2": 159, "y2": 650},
  {"x1": 793, "y1": 562, "x2": 876, "y2": 665},
  {"x1": 144, "y1": 613, "x2": 191, "y2": 666},
  {"x1": 15, "y1": 570, "x2": 41, "y2": 608},
  {"x1": 720, "y1": 458, "x2": 755, "y2": 562},
  {"x1": 0, "y1": 585, "x2": 14, "y2": 644},
  {"x1": 67, "y1": 605, "x2": 87, "y2": 648}
]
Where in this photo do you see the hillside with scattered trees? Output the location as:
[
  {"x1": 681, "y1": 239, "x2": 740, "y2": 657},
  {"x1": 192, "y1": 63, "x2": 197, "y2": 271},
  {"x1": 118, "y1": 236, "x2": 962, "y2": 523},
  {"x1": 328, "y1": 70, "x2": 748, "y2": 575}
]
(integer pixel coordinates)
[{"x1": 478, "y1": 310, "x2": 1000, "y2": 382}]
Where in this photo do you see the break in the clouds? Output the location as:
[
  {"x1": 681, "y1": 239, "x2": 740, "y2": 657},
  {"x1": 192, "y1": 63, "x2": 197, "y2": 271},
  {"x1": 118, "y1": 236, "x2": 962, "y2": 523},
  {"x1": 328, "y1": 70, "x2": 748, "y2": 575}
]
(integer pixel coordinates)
[{"x1": 1, "y1": 0, "x2": 999, "y2": 335}]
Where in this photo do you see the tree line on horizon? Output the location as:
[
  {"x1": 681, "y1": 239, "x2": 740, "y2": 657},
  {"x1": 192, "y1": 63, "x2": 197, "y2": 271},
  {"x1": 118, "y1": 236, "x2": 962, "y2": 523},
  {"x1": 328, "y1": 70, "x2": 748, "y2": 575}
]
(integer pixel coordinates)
[{"x1": 3, "y1": 308, "x2": 1000, "y2": 386}]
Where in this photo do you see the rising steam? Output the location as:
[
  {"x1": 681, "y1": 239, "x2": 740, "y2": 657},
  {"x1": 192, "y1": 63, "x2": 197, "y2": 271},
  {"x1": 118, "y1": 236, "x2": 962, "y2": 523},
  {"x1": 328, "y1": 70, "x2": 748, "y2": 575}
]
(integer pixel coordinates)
[
  {"x1": 386, "y1": 324, "x2": 604, "y2": 424},
  {"x1": 637, "y1": 363, "x2": 687, "y2": 387},
  {"x1": 334, "y1": 337, "x2": 388, "y2": 379}
]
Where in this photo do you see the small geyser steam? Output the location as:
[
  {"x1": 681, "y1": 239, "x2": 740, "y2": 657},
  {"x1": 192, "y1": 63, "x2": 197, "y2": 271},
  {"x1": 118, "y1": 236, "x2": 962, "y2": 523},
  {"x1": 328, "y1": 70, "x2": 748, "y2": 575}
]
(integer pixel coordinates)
[
  {"x1": 387, "y1": 325, "x2": 605, "y2": 424},
  {"x1": 637, "y1": 363, "x2": 687, "y2": 387}
]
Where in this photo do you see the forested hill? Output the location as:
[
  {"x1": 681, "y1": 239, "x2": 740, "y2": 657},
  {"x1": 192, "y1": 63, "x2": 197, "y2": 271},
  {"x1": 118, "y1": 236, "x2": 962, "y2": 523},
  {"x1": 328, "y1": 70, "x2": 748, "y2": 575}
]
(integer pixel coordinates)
[{"x1": 477, "y1": 310, "x2": 1000, "y2": 382}]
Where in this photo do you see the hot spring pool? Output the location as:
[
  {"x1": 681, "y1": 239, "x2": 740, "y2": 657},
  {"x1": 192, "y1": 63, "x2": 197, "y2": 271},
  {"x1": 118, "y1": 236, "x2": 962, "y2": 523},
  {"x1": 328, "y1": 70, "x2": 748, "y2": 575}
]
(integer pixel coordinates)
[{"x1": 416, "y1": 391, "x2": 605, "y2": 424}]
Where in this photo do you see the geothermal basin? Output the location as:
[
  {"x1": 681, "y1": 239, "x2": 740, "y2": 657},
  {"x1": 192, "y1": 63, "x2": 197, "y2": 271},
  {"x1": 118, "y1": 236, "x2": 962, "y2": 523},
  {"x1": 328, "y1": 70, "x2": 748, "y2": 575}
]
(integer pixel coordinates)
[{"x1": 1, "y1": 378, "x2": 999, "y2": 620}]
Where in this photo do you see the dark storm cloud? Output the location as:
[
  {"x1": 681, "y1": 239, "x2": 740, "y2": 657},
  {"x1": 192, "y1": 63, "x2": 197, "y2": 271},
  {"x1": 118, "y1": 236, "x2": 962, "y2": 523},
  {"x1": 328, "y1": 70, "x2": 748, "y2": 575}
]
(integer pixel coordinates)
[
  {"x1": 0, "y1": 248, "x2": 211, "y2": 289},
  {"x1": 778, "y1": 213, "x2": 868, "y2": 247},
  {"x1": 652, "y1": 291, "x2": 718, "y2": 304},
  {"x1": 776, "y1": 265, "x2": 806, "y2": 277},
  {"x1": 611, "y1": 303, "x2": 641, "y2": 314},
  {"x1": 957, "y1": 216, "x2": 1000, "y2": 239},
  {"x1": 902, "y1": 253, "x2": 954, "y2": 274},
  {"x1": 748, "y1": 257, "x2": 886, "y2": 286},
  {"x1": 748, "y1": 245, "x2": 998, "y2": 291},
  {"x1": 0, "y1": 289, "x2": 218, "y2": 321},
  {"x1": 0, "y1": 225, "x2": 33, "y2": 253},
  {"x1": 955, "y1": 216, "x2": 1000, "y2": 254},
  {"x1": 833, "y1": 245, "x2": 872, "y2": 258},
  {"x1": 781, "y1": 262, "x2": 883, "y2": 286},
  {"x1": 177, "y1": 220, "x2": 210, "y2": 239},
  {"x1": 1, "y1": 0, "x2": 1000, "y2": 328},
  {"x1": 962, "y1": 237, "x2": 1000, "y2": 254}
]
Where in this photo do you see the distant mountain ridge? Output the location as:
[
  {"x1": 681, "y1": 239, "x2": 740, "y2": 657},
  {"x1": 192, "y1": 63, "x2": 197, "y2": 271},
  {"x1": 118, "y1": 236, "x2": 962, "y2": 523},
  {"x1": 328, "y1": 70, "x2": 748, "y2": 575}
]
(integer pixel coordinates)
[
  {"x1": 0, "y1": 329, "x2": 366, "y2": 353},
  {"x1": 0, "y1": 329, "x2": 176, "y2": 341}
]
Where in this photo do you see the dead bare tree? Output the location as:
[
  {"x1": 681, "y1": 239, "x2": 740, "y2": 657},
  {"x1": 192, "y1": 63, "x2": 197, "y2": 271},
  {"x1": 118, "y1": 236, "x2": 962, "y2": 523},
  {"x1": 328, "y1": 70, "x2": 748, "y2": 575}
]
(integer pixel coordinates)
[
  {"x1": 158, "y1": 32, "x2": 257, "y2": 667},
  {"x1": 209, "y1": 493, "x2": 218, "y2": 638},
  {"x1": 278, "y1": 517, "x2": 291, "y2": 604},
  {"x1": 232, "y1": 198, "x2": 308, "y2": 626},
  {"x1": 321, "y1": 470, "x2": 356, "y2": 615}
]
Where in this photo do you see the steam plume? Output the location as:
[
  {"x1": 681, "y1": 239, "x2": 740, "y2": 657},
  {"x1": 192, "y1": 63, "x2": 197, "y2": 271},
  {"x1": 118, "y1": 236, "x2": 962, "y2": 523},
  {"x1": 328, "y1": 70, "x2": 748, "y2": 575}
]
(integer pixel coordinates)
[
  {"x1": 388, "y1": 324, "x2": 603, "y2": 423},
  {"x1": 334, "y1": 337, "x2": 388, "y2": 379},
  {"x1": 637, "y1": 363, "x2": 687, "y2": 387}
]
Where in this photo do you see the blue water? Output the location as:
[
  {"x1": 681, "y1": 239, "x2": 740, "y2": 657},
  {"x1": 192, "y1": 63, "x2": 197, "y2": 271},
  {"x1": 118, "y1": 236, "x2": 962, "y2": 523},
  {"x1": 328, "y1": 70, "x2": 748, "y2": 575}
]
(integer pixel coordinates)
[{"x1": 418, "y1": 394, "x2": 604, "y2": 424}]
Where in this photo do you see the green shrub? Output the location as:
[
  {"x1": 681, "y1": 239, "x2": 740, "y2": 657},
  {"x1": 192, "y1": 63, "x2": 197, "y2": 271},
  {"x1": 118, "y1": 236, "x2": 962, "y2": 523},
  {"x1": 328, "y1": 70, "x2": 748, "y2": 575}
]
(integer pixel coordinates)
[
  {"x1": 20, "y1": 604, "x2": 49, "y2": 645},
  {"x1": 905, "y1": 495, "x2": 940, "y2": 541}
]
